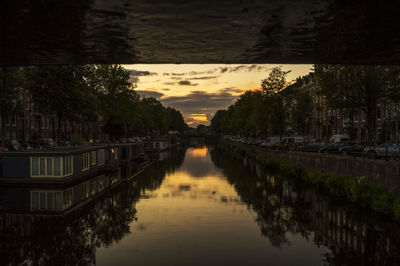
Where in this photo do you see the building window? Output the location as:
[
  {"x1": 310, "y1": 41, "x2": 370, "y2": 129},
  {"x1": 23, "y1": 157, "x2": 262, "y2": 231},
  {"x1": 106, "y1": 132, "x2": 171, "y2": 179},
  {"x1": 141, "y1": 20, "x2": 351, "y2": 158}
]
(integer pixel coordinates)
[
  {"x1": 377, "y1": 107, "x2": 382, "y2": 120},
  {"x1": 98, "y1": 149, "x2": 105, "y2": 166},
  {"x1": 31, "y1": 191, "x2": 63, "y2": 211},
  {"x1": 82, "y1": 153, "x2": 90, "y2": 171},
  {"x1": 31, "y1": 157, "x2": 66, "y2": 177},
  {"x1": 111, "y1": 148, "x2": 118, "y2": 159},
  {"x1": 91, "y1": 151, "x2": 97, "y2": 165},
  {"x1": 386, "y1": 104, "x2": 391, "y2": 119},
  {"x1": 30, "y1": 116, "x2": 34, "y2": 129},
  {"x1": 5, "y1": 115, "x2": 10, "y2": 126}
]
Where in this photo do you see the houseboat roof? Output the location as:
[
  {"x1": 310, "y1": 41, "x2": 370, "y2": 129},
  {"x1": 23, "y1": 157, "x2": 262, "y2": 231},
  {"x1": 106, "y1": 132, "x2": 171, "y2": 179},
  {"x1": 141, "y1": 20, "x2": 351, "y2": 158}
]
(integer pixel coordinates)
[{"x1": 0, "y1": 142, "x2": 144, "y2": 157}]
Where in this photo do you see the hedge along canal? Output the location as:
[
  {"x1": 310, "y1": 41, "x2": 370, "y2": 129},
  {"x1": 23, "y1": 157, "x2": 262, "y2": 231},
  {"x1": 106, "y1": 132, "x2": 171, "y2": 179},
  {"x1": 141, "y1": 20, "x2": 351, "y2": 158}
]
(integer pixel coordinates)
[{"x1": 218, "y1": 140, "x2": 400, "y2": 221}]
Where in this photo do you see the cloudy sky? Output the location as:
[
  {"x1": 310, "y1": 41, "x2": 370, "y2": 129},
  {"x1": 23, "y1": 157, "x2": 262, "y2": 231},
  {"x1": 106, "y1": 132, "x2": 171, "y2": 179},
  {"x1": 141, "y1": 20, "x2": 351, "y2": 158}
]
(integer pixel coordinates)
[{"x1": 123, "y1": 64, "x2": 313, "y2": 127}]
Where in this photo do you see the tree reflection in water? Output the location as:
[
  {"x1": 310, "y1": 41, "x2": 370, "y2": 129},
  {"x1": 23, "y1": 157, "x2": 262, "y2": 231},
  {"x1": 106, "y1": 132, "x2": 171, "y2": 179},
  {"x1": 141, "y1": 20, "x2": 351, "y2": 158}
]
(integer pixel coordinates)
[
  {"x1": 209, "y1": 147, "x2": 400, "y2": 265},
  {"x1": 0, "y1": 149, "x2": 186, "y2": 265}
]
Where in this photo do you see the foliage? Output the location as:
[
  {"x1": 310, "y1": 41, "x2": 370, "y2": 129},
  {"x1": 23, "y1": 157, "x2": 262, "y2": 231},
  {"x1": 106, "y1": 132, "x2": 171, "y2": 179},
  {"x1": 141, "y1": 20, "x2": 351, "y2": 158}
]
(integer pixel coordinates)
[
  {"x1": 0, "y1": 67, "x2": 24, "y2": 143},
  {"x1": 70, "y1": 133, "x2": 86, "y2": 145},
  {"x1": 316, "y1": 65, "x2": 400, "y2": 144},
  {"x1": 15, "y1": 64, "x2": 187, "y2": 142},
  {"x1": 24, "y1": 65, "x2": 97, "y2": 143},
  {"x1": 211, "y1": 66, "x2": 312, "y2": 139},
  {"x1": 220, "y1": 140, "x2": 400, "y2": 220}
]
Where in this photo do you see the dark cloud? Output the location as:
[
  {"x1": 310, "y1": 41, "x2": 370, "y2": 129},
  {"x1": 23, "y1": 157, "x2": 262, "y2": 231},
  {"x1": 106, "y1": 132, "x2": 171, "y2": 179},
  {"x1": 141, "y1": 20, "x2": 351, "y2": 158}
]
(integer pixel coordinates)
[
  {"x1": 188, "y1": 75, "x2": 219, "y2": 80},
  {"x1": 178, "y1": 80, "x2": 198, "y2": 86},
  {"x1": 161, "y1": 65, "x2": 271, "y2": 77},
  {"x1": 170, "y1": 73, "x2": 186, "y2": 76},
  {"x1": 220, "y1": 67, "x2": 228, "y2": 73},
  {"x1": 129, "y1": 70, "x2": 157, "y2": 76},
  {"x1": 162, "y1": 88, "x2": 170, "y2": 91},
  {"x1": 218, "y1": 87, "x2": 244, "y2": 94},
  {"x1": 161, "y1": 90, "x2": 239, "y2": 125},
  {"x1": 136, "y1": 90, "x2": 164, "y2": 99}
]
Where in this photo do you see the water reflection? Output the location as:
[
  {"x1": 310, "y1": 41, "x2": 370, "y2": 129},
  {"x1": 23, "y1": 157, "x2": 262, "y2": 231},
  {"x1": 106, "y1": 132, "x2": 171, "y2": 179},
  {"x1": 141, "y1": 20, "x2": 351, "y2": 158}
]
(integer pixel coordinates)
[
  {"x1": 1, "y1": 146, "x2": 400, "y2": 265},
  {"x1": 0, "y1": 151, "x2": 185, "y2": 265},
  {"x1": 210, "y1": 148, "x2": 400, "y2": 265}
]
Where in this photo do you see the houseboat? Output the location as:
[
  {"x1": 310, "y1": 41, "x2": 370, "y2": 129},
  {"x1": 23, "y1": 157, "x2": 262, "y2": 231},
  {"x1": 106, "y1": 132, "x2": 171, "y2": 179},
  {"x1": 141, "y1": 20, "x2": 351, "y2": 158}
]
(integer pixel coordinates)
[
  {"x1": 0, "y1": 141, "x2": 148, "y2": 184},
  {"x1": 0, "y1": 145, "x2": 112, "y2": 184},
  {"x1": 144, "y1": 139, "x2": 170, "y2": 153}
]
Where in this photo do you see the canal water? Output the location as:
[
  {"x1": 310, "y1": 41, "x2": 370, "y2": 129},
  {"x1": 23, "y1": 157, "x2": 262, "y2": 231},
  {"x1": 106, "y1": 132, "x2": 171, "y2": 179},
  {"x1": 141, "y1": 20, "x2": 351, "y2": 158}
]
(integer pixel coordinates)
[{"x1": 1, "y1": 146, "x2": 400, "y2": 265}]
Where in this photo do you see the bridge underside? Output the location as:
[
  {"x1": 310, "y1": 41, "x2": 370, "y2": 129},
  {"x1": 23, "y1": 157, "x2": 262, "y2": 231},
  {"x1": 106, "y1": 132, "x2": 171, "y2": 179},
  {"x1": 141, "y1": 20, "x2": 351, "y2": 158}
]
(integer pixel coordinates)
[{"x1": 2, "y1": 0, "x2": 400, "y2": 65}]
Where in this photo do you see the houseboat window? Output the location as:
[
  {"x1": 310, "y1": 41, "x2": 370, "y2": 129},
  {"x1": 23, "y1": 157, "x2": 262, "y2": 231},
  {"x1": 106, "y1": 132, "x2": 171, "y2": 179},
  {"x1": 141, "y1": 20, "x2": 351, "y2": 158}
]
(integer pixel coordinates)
[
  {"x1": 91, "y1": 151, "x2": 96, "y2": 165},
  {"x1": 82, "y1": 153, "x2": 90, "y2": 171},
  {"x1": 111, "y1": 148, "x2": 118, "y2": 159},
  {"x1": 98, "y1": 149, "x2": 105, "y2": 166},
  {"x1": 47, "y1": 158, "x2": 53, "y2": 174},
  {"x1": 40, "y1": 158, "x2": 45, "y2": 175},
  {"x1": 32, "y1": 158, "x2": 39, "y2": 176},
  {"x1": 63, "y1": 156, "x2": 73, "y2": 176},
  {"x1": 54, "y1": 158, "x2": 61, "y2": 176}
]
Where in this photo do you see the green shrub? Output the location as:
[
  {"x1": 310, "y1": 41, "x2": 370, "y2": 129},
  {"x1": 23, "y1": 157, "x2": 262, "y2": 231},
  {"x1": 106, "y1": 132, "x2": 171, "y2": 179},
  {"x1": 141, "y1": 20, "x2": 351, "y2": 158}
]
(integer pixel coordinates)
[
  {"x1": 371, "y1": 192, "x2": 395, "y2": 215},
  {"x1": 70, "y1": 133, "x2": 85, "y2": 145},
  {"x1": 220, "y1": 140, "x2": 400, "y2": 220},
  {"x1": 325, "y1": 174, "x2": 348, "y2": 197}
]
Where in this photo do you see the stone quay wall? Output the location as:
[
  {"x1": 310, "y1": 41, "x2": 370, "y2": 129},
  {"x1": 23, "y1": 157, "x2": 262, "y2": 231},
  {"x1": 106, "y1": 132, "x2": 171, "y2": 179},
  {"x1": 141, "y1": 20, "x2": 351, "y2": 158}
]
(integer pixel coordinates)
[{"x1": 245, "y1": 146, "x2": 400, "y2": 196}]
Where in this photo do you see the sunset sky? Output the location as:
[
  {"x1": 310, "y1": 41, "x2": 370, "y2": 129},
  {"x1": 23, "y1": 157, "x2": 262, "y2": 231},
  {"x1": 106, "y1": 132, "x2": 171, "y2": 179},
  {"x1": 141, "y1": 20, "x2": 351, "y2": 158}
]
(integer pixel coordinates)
[{"x1": 123, "y1": 64, "x2": 313, "y2": 127}]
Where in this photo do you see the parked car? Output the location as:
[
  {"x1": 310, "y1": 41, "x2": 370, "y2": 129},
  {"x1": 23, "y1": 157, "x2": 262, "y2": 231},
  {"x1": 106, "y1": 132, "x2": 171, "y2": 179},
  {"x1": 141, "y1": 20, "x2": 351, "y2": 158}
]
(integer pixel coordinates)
[
  {"x1": 319, "y1": 142, "x2": 353, "y2": 154},
  {"x1": 363, "y1": 143, "x2": 400, "y2": 159},
  {"x1": 19, "y1": 140, "x2": 33, "y2": 150},
  {"x1": 330, "y1": 134, "x2": 350, "y2": 143},
  {"x1": 0, "y1": 145, "x2": 9, "y2": 152},
  {"x1": 28, "y1": 140, "x2": 41, "y2": 149},
  {"x1": 338, "y1": 143, "x2": 365, "y2": 156},
  {"x1": 278, "y1": 136, "x2": 309, "y2": 151},
  {"x1": 258, "y1": 137, "x2": 281, "y2": 149},
  {"x1": 297, "y1": 141, "x2": 327, "y2": 152},
  {"x1": 4, "y1": 140, "x2": 22, "y2": 151},
  {"x1": 39, "y1": 138, "x2": 55, "y2": 148}
]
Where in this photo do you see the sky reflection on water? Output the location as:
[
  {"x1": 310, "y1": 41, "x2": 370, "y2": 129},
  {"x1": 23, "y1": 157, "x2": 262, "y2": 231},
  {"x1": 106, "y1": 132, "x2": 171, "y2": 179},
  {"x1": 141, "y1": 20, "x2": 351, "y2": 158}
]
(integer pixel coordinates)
[{"x1": 96, "y1": 146, "x2": 327, "y2": 265}]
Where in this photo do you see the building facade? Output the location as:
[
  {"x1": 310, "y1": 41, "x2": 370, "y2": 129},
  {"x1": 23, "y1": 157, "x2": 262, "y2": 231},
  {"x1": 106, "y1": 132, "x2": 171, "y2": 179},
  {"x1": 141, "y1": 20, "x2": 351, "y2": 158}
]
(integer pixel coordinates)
[
  {"x1": 297, "y1": 72, "x2": 400, "y2": 143},
  {"x1": 0, "y1": 88, "x2": 105, "y2": 143}
]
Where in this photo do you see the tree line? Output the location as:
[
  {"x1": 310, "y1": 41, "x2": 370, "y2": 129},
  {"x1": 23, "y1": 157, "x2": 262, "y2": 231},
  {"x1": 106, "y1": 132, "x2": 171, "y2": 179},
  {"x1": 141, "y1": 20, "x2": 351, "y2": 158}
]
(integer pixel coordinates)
[
  {"x1": 211, "y1": 65, "x2": 400, "y2": 144},
  {"x1": 0, "y1": 65, "x2": 186, "y2": 143},
  {"x1": 211, "y1": 67, "x2": 313, "y2": 140}
]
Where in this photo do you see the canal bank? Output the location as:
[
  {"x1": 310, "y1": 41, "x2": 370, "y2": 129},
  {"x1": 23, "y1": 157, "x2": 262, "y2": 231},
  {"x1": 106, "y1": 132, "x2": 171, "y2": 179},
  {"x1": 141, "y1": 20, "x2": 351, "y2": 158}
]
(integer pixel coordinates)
[{"x1": 218, "y1": 140, "x2": 400, "y2": 221}]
